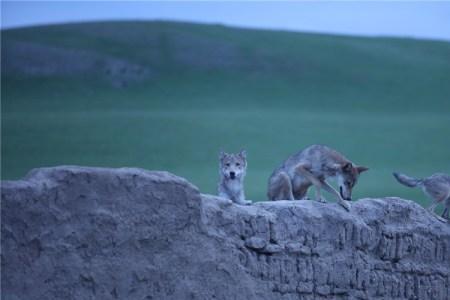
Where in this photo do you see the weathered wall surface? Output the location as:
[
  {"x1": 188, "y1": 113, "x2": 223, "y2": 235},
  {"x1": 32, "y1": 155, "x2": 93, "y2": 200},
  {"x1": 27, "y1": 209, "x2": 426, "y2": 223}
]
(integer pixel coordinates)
[{"x1": 2, "y1": 166, "x2": 450, "y2": 300}]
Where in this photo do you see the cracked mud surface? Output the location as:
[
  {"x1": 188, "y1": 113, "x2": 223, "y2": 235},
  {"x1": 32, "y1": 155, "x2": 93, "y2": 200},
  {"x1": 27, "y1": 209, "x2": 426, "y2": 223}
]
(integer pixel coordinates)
[{"x1": 2, "y1": 166, "x2": 450, "y2": 299}]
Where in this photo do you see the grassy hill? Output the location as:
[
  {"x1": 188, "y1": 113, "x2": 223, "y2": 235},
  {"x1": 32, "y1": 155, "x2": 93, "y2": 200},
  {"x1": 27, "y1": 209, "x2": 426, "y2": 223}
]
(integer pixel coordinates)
[{"x1": 2, "y1": 21, "x2": 450, "y2": 206}]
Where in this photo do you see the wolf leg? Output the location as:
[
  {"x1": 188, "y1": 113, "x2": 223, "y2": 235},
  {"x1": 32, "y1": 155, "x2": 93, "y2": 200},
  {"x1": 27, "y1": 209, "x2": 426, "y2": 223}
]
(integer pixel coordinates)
[
  {"x1": 444, "y1": 197, "x2": 450, "y2": 219},
  {"x1": 218, "y1": 190, "x2": 230, "y2": 200},
  {"x1": 236, "y1": 192, "x2": 252, "y2": 205},
  {"x1": 314, "y1": 186, "x2": 326, "y2": 203},
  {"x1": 293, "y1": 182, "x2": 311, "y2": 200},
  {"x1": 428, "y1": 195, "x2": 447, "y2": 223},
  {"x1": 442, "y1": 207, "x2": 449, "y2": 219},
  {"x1": 320, "y1": 180, "x2": 351, "y2": 211},
  {"x1": 218, "y1": 191, "x2": 227, "y2": 198},
  {"x1": 218, "y1": 191, "x2": 233, "y2": 205},
  {"x1": 295, "y1": 164, "x2": 350, "y2": 211},
  {"x1": 295, "y1": 163, "x2": 331, "y2": 200},
  {"x1": 427, "y1": 202, "x2": 438, "y2": 213},
  {"x1": 268, "y1": 171, "x2": 294, "y2": 200}
]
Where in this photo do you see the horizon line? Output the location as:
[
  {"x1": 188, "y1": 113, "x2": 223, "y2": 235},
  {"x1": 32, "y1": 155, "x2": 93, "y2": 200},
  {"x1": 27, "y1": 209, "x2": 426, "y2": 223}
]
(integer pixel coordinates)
[{"x1": 2, "y1": 18, "x2": 450, "y2": 44}]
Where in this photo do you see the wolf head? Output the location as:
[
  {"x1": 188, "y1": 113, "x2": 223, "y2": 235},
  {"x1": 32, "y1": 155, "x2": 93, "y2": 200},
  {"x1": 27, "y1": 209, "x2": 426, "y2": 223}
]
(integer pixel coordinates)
[
  {"x1": 337, "y1": 163, "x2": 369, "y2": 201},
  {"x1": 219, "y1": 150, "x2": 247, "y2": 180}
]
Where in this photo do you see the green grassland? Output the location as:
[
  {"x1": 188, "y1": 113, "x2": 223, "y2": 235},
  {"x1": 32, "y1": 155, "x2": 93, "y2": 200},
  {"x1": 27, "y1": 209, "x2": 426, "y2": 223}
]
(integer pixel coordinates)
[{"x1": 2, "y1": 21, "x2": 450, "y2": 206}]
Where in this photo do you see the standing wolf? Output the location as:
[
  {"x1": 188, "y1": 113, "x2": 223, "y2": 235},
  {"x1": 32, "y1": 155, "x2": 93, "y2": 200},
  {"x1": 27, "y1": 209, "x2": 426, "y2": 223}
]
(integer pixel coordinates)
[
  {"x1": 393, "y1": 172, "x2": 450, "y2": 222},
  {"x1": 268, "y1": 145, "x2": 369, "y2": 211},
  {"x1": 218, "y1": 150, "x2": 251, "y2": 205}
]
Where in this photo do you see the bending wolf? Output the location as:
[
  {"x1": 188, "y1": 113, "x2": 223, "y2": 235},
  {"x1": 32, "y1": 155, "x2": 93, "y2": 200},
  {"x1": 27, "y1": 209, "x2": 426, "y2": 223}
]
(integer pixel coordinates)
[
  {"x1": 268, "y1": 145, "x2": 369, "y2": 211},
  {"x1": 393, "y1": 172, "x2": 450, "y2": 222},
  {"x1": 218, "y1": 150, "x2": 251, "y2": 205}
]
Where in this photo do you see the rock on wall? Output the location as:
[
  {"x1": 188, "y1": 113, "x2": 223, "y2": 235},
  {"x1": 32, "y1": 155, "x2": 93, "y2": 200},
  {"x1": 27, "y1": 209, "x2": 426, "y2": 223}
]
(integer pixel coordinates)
[{"x1": 2, "y1": 166, "x2": 450, "y2": 300}]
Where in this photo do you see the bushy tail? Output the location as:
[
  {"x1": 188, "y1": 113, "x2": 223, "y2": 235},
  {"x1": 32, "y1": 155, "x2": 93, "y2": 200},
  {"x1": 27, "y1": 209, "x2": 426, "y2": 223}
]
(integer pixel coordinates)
[{"x1": 392, "y1": 172, "x2": 422, "y2": 188}]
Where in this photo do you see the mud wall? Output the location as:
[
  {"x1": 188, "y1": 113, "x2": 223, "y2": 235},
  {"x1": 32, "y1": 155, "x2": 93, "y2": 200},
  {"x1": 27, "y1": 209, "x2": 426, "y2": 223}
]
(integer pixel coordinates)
[{"x1": 2, "y1": 166, "x2": 449, "y2": 299}]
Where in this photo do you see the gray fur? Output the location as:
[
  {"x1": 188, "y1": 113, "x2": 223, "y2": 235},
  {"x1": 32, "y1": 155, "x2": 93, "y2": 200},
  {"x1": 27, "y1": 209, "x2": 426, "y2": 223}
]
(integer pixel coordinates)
[
  {"x1": 268, "y1": 145, "x2": 369, "y2": 211},
  {"x1": 393, "y1": 172, "x2": 422, "y2": 187},
  {"x1": 218, "y1": 150, "x2": 251, "y2": 205},
  {"x1": 393, "y1": 171, "x2": 450, "y2": 221}
]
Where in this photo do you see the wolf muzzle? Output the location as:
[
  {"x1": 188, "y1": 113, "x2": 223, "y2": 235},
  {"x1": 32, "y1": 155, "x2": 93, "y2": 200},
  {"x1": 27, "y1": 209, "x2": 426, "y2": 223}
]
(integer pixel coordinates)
[
  {"x1": 340, "y1": 186, "x2": 352, "y2": 201},
  {"x1": 230, "y1": 172, "x2": 236, "y2": 179}
]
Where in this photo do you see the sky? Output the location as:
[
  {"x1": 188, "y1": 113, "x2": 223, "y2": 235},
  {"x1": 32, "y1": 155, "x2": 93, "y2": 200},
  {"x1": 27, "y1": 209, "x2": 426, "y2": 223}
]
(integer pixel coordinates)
[{"x1": 2, "y1": 1, "x2": 450, "y2": 41}]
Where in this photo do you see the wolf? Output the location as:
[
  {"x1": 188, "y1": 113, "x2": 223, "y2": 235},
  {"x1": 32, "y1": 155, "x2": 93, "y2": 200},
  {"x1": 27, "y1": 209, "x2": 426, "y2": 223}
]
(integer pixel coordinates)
[
  {"x1": 267, "y1": 144, "x2": 369, "y2": 211},
  {"x1": 218, "y1": 150, "x2": 251, "y2": 205},
  {"x1": 393, "y1": 172, "x2": 450, "y2": 222}
]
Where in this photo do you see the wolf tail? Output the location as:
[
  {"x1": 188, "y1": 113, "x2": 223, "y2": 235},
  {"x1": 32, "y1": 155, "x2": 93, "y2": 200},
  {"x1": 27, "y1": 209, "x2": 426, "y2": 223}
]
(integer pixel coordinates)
[{"x1": 392, "y1": 172, "x2": 422, "y2": 188}]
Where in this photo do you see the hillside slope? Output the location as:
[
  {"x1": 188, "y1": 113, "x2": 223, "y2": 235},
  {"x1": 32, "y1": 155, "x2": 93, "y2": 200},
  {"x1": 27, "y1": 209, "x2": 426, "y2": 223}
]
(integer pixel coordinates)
[{"x1": 2, "y1": 21, "x2": 450, "y2": 202}]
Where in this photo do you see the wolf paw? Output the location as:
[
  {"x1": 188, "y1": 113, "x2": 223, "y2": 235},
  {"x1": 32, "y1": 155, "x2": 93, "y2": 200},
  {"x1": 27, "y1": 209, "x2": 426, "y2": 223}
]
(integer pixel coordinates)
[
  {"x1": 237, "y1": 199, "x2": 252, "y2": 206},
  {"x1": 216, "y1": 198, "x2": 233, "y2": 208},
  {"x1": 434, "y1": 214, "x2": 448, "y2": 223},
  {"x1": 339, "y1": 200, "x2": 351, "y2": 211},
  {"x1": 316, "y1": 197, "x2": 327, "y2": 203}
]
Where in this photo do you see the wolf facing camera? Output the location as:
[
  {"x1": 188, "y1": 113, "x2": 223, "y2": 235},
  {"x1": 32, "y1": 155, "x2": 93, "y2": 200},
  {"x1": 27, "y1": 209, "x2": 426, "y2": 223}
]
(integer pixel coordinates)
[{"x1": 218, "y1": 150, "x2": 251, "y2": 205}]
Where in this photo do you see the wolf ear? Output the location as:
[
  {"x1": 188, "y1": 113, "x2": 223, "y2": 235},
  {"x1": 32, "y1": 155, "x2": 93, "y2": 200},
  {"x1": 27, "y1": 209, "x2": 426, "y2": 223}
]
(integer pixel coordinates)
[
  {"x1": 219, "y1": 150, "x2": 227, "y2": 159},
  {"x1": 239, "y1": 150, "x2": 247, "y2": 159},
  {"x1": 342, "y1": 162, "x2": 352, "y2": 172},
  {"x1": 356, "y1": 166, "x2": 369, "y2": 174}
]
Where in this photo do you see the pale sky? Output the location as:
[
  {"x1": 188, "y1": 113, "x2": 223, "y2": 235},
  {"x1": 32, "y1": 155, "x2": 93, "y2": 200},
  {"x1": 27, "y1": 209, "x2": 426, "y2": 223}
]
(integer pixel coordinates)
[{"x1": 2, "y1": 1, "x2": 450, "y2": 41}]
